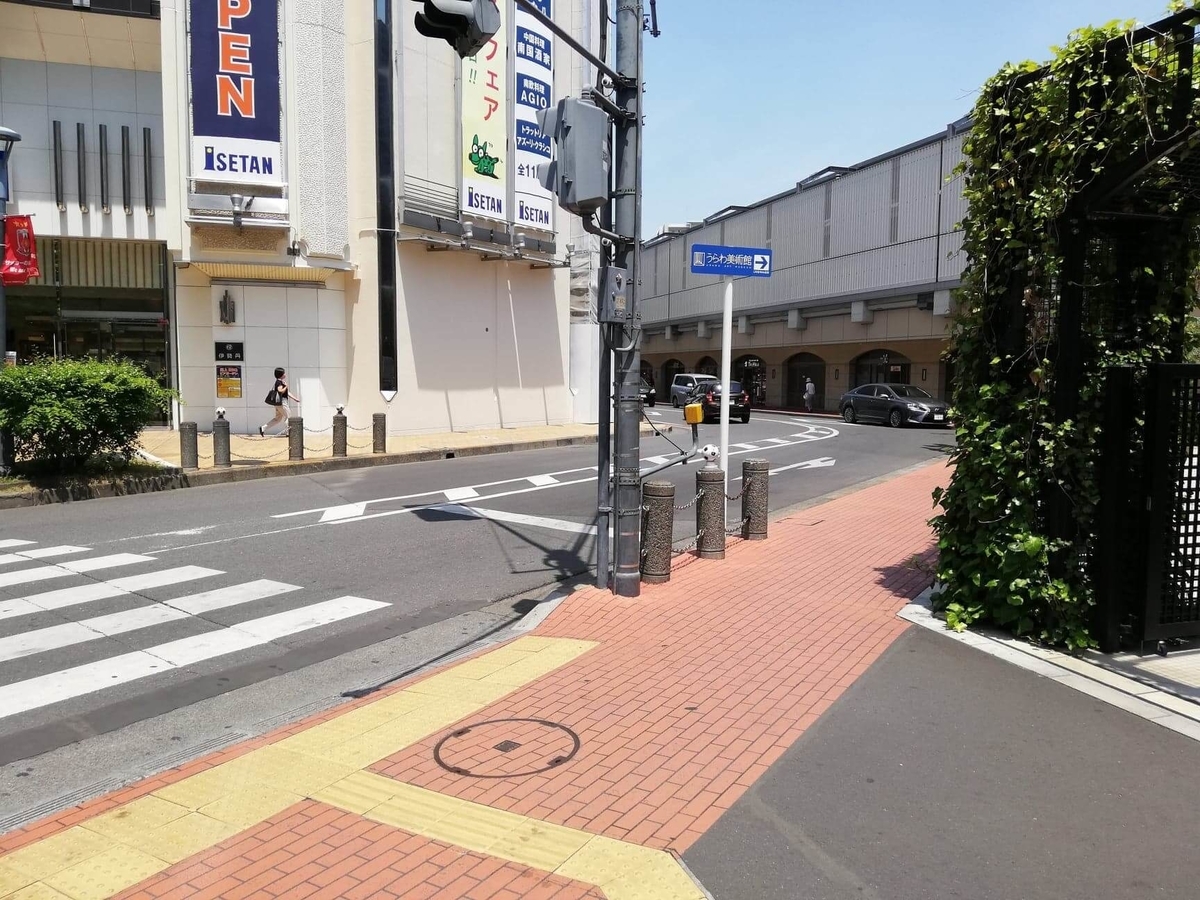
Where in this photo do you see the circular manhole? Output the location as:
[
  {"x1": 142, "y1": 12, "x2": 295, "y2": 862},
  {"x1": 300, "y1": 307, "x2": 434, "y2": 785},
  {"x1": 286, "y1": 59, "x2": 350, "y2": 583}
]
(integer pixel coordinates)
[{"x1": 433, "y1": 718, "x2": 580, "y2": 779}]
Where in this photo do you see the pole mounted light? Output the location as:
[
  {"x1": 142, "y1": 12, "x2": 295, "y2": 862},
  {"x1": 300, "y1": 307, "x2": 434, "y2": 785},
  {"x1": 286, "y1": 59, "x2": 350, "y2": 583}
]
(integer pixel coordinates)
[{"x1": 411, "y1": 0, "x2": 501, "y2": 59}]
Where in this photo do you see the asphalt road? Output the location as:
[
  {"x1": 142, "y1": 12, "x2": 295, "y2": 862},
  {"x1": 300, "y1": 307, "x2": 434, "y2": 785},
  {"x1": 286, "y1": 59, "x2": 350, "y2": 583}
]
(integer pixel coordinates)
[
  {"x1": 686, "y1": 628, "x2": 1200, "y2": 900},
  {"x1": 0, "y1": 410, "x2": 950, "y2": 769}
]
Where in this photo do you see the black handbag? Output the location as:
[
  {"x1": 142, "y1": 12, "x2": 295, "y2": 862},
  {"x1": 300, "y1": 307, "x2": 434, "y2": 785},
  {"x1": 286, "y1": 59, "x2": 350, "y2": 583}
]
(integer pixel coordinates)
[{"x1": 265, "y1": 389, "x2": 280, "y2": 405}]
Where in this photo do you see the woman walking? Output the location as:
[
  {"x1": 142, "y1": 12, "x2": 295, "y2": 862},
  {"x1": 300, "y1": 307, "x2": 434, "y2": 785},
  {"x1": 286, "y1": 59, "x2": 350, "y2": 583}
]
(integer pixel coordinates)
[{"x1": 260, "y1": 367, "x2": 300, "y2": 436}]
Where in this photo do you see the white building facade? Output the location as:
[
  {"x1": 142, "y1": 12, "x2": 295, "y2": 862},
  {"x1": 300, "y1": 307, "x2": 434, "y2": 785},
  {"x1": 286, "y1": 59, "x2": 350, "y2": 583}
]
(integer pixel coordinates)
[
  {"x1": 640, "y1": 123, "x2": 971, "y2": 412},
  {"x1": 1, "y1": 0, "x2": 600, "y2": 435}
]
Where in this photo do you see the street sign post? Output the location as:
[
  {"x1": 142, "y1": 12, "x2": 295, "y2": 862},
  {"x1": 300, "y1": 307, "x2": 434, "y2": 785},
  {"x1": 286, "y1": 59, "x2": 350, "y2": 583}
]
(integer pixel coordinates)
[{"x1": 690, "y1": 243, "x2": 774, "y2": 516}]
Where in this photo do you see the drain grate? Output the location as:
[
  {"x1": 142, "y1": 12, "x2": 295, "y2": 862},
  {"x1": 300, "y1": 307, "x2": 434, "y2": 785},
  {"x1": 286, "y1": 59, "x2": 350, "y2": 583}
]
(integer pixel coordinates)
[{"x1": 494, "y1": 740, "x2": 521, "y2": 753}]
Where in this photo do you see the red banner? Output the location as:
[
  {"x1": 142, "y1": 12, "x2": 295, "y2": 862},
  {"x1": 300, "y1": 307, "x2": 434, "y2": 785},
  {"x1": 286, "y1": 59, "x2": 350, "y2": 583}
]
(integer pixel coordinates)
[{"x1": 1, "y1": 215, "x2": 40, "y2": 286}]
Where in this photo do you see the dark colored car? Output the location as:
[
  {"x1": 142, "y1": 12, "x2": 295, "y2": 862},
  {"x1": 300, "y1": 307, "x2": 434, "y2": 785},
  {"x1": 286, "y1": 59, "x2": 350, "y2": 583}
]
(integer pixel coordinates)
[
  {"x1": 839, "y1": 383, "x2": 950, "y2": 427},
  {"x1": 639, "y1": 379, "x2": 656, "y2": 407},
  {"x1": 685, "y1": 380, "x2": 751, "y2": 423}
]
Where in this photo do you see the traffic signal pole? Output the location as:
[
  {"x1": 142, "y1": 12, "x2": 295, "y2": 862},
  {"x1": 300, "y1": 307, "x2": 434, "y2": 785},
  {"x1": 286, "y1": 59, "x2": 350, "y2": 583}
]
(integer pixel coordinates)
[{"x1": 609, "y1": 1, "x2": 643, "y2": 597}]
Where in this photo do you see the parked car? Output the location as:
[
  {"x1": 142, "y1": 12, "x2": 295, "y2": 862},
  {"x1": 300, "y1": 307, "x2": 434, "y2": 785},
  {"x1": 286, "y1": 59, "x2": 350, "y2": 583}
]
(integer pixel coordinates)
[
  {"x1": 639, "y1": 379, "x2": 656, "y2": 407},
  {"x1": 685, "y1": 380, "x2": 751, "y2": 423},
  {"x1": 838, "y1": 383, "x2": 950, "y2": 427},
  {"x1": 669, "y1": 373, "x2": 719, "y2": 407}
]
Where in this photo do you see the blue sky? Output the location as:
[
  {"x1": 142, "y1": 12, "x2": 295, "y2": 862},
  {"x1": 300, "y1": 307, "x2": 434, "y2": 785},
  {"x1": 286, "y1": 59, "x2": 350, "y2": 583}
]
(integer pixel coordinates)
[{"x1": 641, "y1": 0, "x2": 1169, "y2": 233}]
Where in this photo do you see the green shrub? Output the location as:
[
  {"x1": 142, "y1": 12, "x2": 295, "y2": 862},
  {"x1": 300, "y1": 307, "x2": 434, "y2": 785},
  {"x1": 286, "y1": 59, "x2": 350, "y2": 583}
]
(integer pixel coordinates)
[{"x1": 0, "y1": 358, "x2": 175, "y2": 472}]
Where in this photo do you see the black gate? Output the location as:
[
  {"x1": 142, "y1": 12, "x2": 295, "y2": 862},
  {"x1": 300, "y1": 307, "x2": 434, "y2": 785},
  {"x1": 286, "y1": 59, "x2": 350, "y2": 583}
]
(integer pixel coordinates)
[{"x1": 1142, "y1": 364, "x2": 1200, "y2": 643}]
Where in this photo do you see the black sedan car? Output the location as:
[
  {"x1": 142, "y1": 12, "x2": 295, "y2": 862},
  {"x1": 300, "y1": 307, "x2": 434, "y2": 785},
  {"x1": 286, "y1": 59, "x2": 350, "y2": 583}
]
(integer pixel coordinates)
[
  {"x1": 685, "y1": 380, "x2": 751, "y2": 423},
  {"x1": 839, "y1": 383, "x2": 950, "y2": 427},
  {"x1": 639, "y1": 379, "x2": 656, "y2": 407}
]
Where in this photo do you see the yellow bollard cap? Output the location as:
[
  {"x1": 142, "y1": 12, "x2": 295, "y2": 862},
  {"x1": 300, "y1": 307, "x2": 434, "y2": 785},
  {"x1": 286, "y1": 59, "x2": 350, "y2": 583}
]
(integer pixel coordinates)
[{"x1": 684, "y1": 403, "x2": 705, "y2": 426}]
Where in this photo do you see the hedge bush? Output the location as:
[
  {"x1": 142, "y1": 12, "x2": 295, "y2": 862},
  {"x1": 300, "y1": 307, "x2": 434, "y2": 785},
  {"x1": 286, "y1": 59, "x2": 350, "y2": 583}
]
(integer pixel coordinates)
[{"x1": 0, "y1": 358, "x2": 175, "y2": 472}]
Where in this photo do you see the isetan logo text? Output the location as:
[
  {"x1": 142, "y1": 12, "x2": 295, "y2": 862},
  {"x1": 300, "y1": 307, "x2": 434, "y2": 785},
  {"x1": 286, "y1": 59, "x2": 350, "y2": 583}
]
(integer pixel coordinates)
[{"x1": 216, "y1": 0, "x2": 255, "y2": 118}]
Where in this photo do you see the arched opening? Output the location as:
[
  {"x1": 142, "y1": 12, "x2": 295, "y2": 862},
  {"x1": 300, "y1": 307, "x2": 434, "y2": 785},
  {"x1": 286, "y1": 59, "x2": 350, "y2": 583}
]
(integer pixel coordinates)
[
  {"x1": 662, "y1": 359, "x2": 685, "y2": 389},
  {"x1": 639, "y1": 361, "x2": 655, "y2": 387},
  {"x1": 852, "y1": 349, "x2": 911, "y2": 388},
  {"x1": 695, "y1": 356, "x2": 719, "y2": 377},
  {"x1": 734, "y1": 354, "x2": 767, "y2": 404},
  {"x1": 785, "y1": 352, "x2": 826, "y2": 410}
]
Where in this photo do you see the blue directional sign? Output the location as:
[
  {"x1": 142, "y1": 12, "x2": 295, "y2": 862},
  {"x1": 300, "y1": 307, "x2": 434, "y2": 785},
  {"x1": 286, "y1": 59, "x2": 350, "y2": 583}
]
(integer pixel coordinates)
[{"x1": 689, "y1": 243, "x2": 773, "y2": 278}]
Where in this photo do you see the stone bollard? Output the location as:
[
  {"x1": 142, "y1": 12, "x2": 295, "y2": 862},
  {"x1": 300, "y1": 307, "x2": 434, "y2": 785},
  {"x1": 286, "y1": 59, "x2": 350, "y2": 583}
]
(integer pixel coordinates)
[
  {"x1": 696, "y1": 465, "x2": 726, "y2": 559},
  {"x1": 179, "y1": 422, "x2": 198, "y2": 471},
  {"x1": 372, "y1": 413, "x2": 386, "y2": 454},
  {"x1": 742, "y1": 458, "x2": 769, "y2": 540},
  {"x1": 641, "y1": 480, "x2": 676, "y2": 584},
  {"x1": 333, "y1": 408, "x2": 348, "y2": 458},
  {"x1": 212, "y1": 414, "x2": 231, "y2": 468},
  {"x1": 288, "y1": 417, "x2": 304, "y2": 461}
]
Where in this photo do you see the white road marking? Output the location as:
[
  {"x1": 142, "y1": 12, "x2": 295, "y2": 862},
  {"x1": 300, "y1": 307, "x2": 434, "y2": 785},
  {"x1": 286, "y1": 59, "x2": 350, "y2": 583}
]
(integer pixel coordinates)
[
  {"x1": 443, "y1": 486, "x2": 480, "y2": 502},
  {"x1": 319, "y1": 502, "x2": 368, "y2": 523},
  {"x1": 770, "y1": 457, "x2": 837, "y2": 475},
  {"x1": 731, "y1": 443, "x2": 759, "y2": 451},
  {"x1": 0, "y1": 554, "x2": 152, "y2": 589},
  {"x1": 0, "y1": 546, "x2": 88, "y2": 565},
  {"x1": 432, "y1": 504, "x2": 598, "y2": 536},
  {"x1": 760, "y1": 438, "x2": 792, "y2": 446},
  {"x1": 0, "y1": 567, "x2": 225, "y2": 622},
  {"x1": 0, "y1": 605, "x2": 189, "y2": 662},
  {"x1": 0, "y1": 540, "x2": 34, "y2": 549},
  {"x1": 0, "y1": 597, "x2": 389, "y2": 719},
  {"x1": 644, "y1": 455, "x2": 673, "y2": 465},
  {"x1": 526, "y1": 474, "x2": 559, "y2": 487},
  {"x1": 168, "y1": 580, "x2": 301, "y2": 615}
]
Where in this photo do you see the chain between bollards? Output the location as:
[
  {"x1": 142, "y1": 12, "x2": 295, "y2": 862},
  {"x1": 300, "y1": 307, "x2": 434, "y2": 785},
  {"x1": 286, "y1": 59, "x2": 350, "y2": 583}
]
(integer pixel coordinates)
[
  {"x1": 288, "y1": 417, "x2": 304, "y2": 461},
  {"x1": 372, "y1": 413, "x2": 386, "y2": 454},
  {"x1": 696, "y1": 465, "x2": 726, "y2": 559},
  {"x1": 179, "y1": 422, "x2": 198, "y2": 471},
  {"x1": 640, "y1": 480, "x2": 675, "y2": 584},
  {"x1": 741, "y1": 458, "x2": 769, "y2": 540}
]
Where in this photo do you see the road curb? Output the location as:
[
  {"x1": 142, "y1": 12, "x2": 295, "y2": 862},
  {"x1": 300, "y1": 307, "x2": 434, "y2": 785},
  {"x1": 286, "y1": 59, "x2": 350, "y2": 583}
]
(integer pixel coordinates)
[{"x1": 0, "y1": 426, "x2": 668, "y2": 511}]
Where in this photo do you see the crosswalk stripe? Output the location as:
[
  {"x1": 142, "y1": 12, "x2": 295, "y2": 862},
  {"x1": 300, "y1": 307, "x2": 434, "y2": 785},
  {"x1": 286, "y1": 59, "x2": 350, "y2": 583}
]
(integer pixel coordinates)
[
  {"x1": 167, "y1": 579, "x2": 301, "y2": 615},
  {"x1": 0, "y1": 597, "x2": 389, "y2": 720},
  {"x1": 0, "y1": 605, "x2": 189, "y2": 663},
  {"x1": 0, "y1": 567, "x2": 222, "y2": 622},
  {"x1": 0, "y1": 539, "x2": 34, "y2": 549},
  {"x1": 0, "y1": 546, "x2": 88, "y2": 565},
  {"x1": 526, "y1": 474, "x2": 559, "y2": 486},
  {"x1": 731, "y1": 443, "x2": 759, "y2": 451},
  {"x1": 643, "y1": 455, "x2": 672, "y2": 465},
  {"x1": 0, "y1": 554, "x2": 152, "y2": 588},
  {"x1": 443, "y1": 486, "x2": 480, "y2": 501}
]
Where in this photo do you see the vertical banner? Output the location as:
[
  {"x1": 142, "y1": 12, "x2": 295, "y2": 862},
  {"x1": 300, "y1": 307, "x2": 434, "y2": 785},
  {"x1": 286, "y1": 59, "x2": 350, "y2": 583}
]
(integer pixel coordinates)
[
  {"x1": 189, "y1": 0, "x2": 283, "y2": 185},
  {"x1": 460, "y1": 1, "x2": 508, "y2": 221},
  {"x1": 513, "y1": 0, "x2": 555, "y2": 231}
]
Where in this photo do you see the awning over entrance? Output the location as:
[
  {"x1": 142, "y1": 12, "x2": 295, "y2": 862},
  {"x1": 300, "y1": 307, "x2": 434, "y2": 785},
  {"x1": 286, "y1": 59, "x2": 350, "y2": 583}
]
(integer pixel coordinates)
[{"x1": 189, "y1": 263, "x2": 341, "y2": 284}]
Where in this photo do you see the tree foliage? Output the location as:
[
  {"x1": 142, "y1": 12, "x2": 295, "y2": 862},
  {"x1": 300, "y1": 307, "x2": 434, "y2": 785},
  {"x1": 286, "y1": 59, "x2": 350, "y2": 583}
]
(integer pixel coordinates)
[{"x1": 932, "y1": 4, "x2": 1200, "y2": 649}]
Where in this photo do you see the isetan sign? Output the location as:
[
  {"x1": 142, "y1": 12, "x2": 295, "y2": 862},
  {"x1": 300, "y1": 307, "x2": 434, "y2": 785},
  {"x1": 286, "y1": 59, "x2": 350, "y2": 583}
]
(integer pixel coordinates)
[{"x1": 189, "y1": 0, "x2": 282, "y2": 185}]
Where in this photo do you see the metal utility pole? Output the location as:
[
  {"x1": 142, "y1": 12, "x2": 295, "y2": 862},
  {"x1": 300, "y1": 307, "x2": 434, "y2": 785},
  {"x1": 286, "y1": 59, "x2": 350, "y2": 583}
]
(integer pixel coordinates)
[
  {"x1": 0, "y1": 126, "x2": 22, "y2": 476},
  {"x1": 609, "y1": 1, "x2": 643, "y2": 597}
]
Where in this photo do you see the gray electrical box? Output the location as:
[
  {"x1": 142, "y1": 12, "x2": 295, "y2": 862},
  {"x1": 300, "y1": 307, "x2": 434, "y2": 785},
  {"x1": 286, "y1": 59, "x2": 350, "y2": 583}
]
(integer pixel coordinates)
[
  {"x1": 537, "y1": 98, "x2": 611, "y2": 218},
  {"x1": 598, "y1": 265, "x2": 632, "y2": 325}
]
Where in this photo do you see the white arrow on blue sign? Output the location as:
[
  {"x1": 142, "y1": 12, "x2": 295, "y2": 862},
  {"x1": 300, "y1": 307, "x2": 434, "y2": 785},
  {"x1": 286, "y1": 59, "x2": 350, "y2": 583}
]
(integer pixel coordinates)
[{"x1": 689, "y1": 243, "x2": 773, "y2": 278}]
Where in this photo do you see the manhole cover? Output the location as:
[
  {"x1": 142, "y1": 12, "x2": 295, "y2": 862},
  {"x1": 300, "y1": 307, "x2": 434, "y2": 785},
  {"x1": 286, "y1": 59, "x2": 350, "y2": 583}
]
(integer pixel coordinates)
[{"x1": 433, "y1": 718, "x2": 580, "y2": 779}]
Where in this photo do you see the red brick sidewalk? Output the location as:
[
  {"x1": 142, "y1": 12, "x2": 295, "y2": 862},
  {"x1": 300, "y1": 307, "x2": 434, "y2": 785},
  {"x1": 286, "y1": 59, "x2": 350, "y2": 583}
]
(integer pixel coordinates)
[{"x1": 0, "y1": 462, "x2": 947, "y2": 900}]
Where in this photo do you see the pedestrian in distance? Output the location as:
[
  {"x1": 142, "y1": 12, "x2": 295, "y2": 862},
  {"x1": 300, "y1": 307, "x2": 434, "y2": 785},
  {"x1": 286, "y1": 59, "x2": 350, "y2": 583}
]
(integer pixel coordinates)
[
  {"x1": 260, "y1": 367, "x2": 300, "y2": 436},
  {"x1": 804, "y1": 377, "x2": 817, "y2": 413}
]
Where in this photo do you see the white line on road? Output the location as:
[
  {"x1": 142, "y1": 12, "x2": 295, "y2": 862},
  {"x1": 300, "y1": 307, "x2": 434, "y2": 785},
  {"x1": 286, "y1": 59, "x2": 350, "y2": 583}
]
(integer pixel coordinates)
[
  {"x1": 0, "y1": 567, "x2": 225, "y2": 621},
  {"x1": 319, "y1": 502, "x2": 368, "y2": 523},
  {"x1": 443, "y1": 486, "x2": 480, "y2": 502},
  {"x1": 644, "y1": 455, "x2": 673, "y2": 465},
  {"x1": 731, "y1": 443, "x2": 759, "y2": 451},
  {"x1": 0, "y1": 597, "x2": 389, "y2": 720},
  {"x1": 431, "y1": 504, "x2": 598, "y2": 536},
  {"x1": 168, "y1": 580, "x2": 301, "y2": 615},
  {"x1": 770, "y1": 457, "x2": 837, "y2": 475},
  {"x1": 526, "y1": 474, "x2": 559, "y2": 486},
  {"x1": 0, "y1": 554, "x2": 153, "y2": 589},
  {"x1": 0, "y1": 540, "x2": 34, "y2": 549},
  {"x1": 0, "y1": 546, "x2": 88, "y2": 565},
  {"x1": 760, "y1": 438, "x2": 792, "y2": 446}
]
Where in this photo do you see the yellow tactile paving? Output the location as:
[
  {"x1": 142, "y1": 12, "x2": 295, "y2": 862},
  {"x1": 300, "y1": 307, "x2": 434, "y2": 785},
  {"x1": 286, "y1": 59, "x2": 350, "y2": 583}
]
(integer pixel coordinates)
[
  {"x1": 0, "y1": 636, "x2": 599, "y2": 900},
  {"x1": 41, "y1": 845, "x2": 163, "y2": 900},
  {"x1": 0, "y1": 634, "x2": 707, "y2": 899}
]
